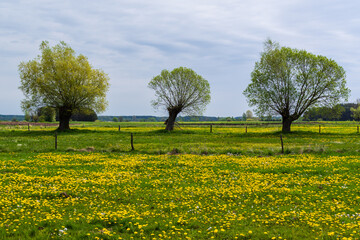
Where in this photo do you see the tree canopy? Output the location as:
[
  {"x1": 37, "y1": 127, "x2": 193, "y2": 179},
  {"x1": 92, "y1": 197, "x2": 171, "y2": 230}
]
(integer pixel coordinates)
[
  {"x1": 303, "y1": 104, "x2": 345, "y2": 121},
  {"x1": 19, "y1": 41, "x2": 109, "y2": 130},
  {"x1": 70, "y1": 108, "x2": 98, "y2": 122},
  {"x1": 244, "y1": 40, "x2": 350, "y2": 132},
  {"x1": 351, "y1": 105, "x2": 360, "y2": 121},
  {"x1": 148, "y1": 67, "x2": 211, "y2": 131},
  {"x1": 246, "y1": 110, "x2": 253, "y2": 120},
  {"x1": 38, "y1": 106, "x2": 56, "y2": 122}
]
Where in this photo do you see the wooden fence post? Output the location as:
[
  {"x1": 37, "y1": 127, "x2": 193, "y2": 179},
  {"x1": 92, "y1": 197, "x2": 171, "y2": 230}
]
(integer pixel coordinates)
[
  {"x1": 131, "y1": 133, "x2": 134, "y2": 151},
  {"x1": 55, "y1": 132, "x2": 58, "y2": 150},
  {"x1": 210, "y1": 124, "x2": 212, "y2": 133},
  {"x1": 118, "y1": 125, "x2": 121, "y2": 132},
  {"x1": 280, "y1": 134, "x2": 284, "y2": 154},
  {"x1": 245, "y1": 125, "x2": 247, "y2": 133},
  {"x1": 357, "y1": 126, "x2": 359, "y2": 134}
]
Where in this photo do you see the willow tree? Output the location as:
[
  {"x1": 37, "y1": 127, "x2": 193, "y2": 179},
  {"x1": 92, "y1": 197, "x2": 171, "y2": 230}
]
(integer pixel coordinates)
[
  {"x1": 149, "y1": 67, "x2": 211, "y2": 131},
  {"x1": 19, "y1": 41, "x2": 110, "y2": 131},
  {"x1": 244, "y1": 40, "x2": 350, "y2": 132}
]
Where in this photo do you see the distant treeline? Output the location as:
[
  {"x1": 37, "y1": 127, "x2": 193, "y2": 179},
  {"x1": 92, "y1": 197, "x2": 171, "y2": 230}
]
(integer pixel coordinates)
[
  {"x1": 98, "y1": 115, "x2": 284, "y2": 122},
  {"x1": 0, "y1": 115, "x2": 25, "y2": 121},
  {"x1": 303, "y1": 103, "x2": 358, "y2": 121},
  {"x1": 98, "y1": 115, "x2": 224, "y2": 122},
  {"x1": 0, "y1": 115, "x2": 264, "y2": 122},
  {"x1": 3, "y1": 103, "x2": 358, "y2": 122}
]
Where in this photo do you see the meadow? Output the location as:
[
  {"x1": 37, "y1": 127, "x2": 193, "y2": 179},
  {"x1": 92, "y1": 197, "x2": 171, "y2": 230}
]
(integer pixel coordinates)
[
  {"x1": 1, "y1": 121, "x2": 360, "y2": 155},
  {"x1": 1, "y1": 121, "x2": 360, "y2": 239}
]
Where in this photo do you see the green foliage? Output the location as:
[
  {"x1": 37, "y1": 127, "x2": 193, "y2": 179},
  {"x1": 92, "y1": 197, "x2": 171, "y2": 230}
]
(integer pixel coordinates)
[
  {"x1": 147, "y1": 117, "x2": 157, "y2": 122},
  {"x1": 148, "y1": 67, "x2": 211, "y2": 115},
  {"x1": 225, "y1": 117, "x2": 233, "y2": 122},
  {"x1": 350, "y1": 105, "x2": 360, "y2": 121},
  {"x1": 37, "y1": 106, "x2": 56, "y2": 122},
  {"x1": 244, "y1": 39, "x2": 350, "y2": 131},
  {"x1": 246, "y1": 110, "x2": 253, "y2": 119},
  {"x1": 70, "y1": 108, "x2": 98, "y2": 122},
  {"x1": 242, "y1": 112, "x2": 247, "y2": 121},
  {"x1": 18, "y1": 41, "x2": 109, "y2": 128},
  {"x1": 24, "y1": 112, "x2": 31, "y2": 122},
  {"x1": 31, "y1": 114, "x2": 39, "y2": 122},
  {"x1": 303, "y1": 104, "x2": 345, "y2": 121}
]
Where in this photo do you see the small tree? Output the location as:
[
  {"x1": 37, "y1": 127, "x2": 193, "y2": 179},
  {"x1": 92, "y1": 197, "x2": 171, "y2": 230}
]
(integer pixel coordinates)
[
  {"x1": 265, "y1": 114, "x2": 273, "y2": 121},
  {"x1": 242, "y1": 112, "x2": 247, "y2": 121},
  {"x1": 19, "y1": 41, "x2": 109, "y2": 131},
  {"x1": 246, "y1": 110, "x2": 253, "y2": 120},
  {"x1": 351, "y1": 106, "x2": 360, "y2": 121},
  {"x1": 226, "y1": 117, "x2": 233, "y2": 122},
  {"x1": 148, "y1": 67, "x2": 211, "y2": 131},
  {"x1": 244, "y1": 40, "x2": 349, "y2": 132},
  {"x1": 38, "y1": 106, "x2": 56, "y2": 122},
  {"x1": 352, "y1": 99, "x2": 360, "y2": 122},
  {"x1": 24, "y1": 111, "x2": 31, "y2": 122},
  {"x1": 32, "y1": 115, "x2": 39, "y2": 122}
]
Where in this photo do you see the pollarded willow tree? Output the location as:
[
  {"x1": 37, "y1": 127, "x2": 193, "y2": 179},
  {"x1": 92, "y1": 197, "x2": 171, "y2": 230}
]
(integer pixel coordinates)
[
  {"x1": 19, "y1": 41, "x2": 110, "y2": 131},
  {"x1": 148, "y1": 67, "x2": 211, "y2": 131},
  {"x1": 244, "y1": 40, "x2": 350, "y2": 132}
]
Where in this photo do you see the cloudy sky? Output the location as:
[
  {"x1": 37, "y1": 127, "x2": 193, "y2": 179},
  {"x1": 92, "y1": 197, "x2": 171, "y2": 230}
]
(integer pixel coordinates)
[{"x1": 1, "y1": 0, "x2": 359, "y2": 117}]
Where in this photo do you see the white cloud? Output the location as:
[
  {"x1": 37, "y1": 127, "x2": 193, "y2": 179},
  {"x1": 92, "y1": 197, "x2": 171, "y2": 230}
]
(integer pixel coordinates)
[{"x1": 0, "y1": 0, "x2": 360, "y2": 115}]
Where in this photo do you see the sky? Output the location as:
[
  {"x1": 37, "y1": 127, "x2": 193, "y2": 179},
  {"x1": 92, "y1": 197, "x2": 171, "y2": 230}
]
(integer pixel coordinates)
[{"x1": 1, "y1": 0, "x2": 360, "y2": 117}]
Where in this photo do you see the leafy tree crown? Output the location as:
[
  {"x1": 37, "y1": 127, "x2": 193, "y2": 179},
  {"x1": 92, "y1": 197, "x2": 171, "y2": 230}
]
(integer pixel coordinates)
[
  {"x1": 19, "y1": 41, "x2": 110, "y2": 114},
  {"x1": 244, "y1": 40, "x2": 350, "y2": 119},
  {"x1": 148, "y1": 67, "x2": 211, "y2": 115}
]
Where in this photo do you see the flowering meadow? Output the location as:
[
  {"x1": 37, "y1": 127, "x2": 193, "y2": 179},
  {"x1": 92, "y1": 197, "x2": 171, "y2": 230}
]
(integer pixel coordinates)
[
  {"x1": 1, "y1": 122, "x2": 360, "y2": 239},
  {"x1": 1, "y1": 152, "x2": 360, "y2": 239}
]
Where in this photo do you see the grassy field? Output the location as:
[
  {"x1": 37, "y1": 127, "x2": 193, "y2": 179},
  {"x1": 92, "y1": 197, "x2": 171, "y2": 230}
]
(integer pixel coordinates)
[
  {"x1": 1, "y1": 121, "x2": 360, "y2": 155},
  {"x1": 1, "y1": 121, "x2": 360, "y2": 239}
]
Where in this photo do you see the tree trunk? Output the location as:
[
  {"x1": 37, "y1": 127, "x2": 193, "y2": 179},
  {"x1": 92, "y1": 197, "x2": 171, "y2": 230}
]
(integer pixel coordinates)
[
  {"x1": 58, "y1": 107, "x2": 72, "y2": 131},
  {"x1": 282, "y1": 117, "x2": 292, "y2": 133},
  {"x1": 165, "y1": 109, "x2": 180, "y2": 131}
]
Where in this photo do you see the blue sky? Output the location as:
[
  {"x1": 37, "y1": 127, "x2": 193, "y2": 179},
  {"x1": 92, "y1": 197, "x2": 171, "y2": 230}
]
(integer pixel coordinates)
[{"x1": 1, "y1": 0, "x2": 359, "y2": 116}]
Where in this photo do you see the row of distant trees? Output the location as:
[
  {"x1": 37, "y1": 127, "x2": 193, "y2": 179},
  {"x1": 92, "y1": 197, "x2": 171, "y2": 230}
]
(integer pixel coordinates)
[
  {"x1": 303, "y1": 102, "x2": 360, "y2": 121},
  {"x1": 106, "y1": 103, "x2": 360, "y2": 123},
  {"x1": 25, "y1": 107, "x2": 97, "y2": 122},
  {"x1": 22, "y1": 100, "x2": 360, "y2": 123},
  {"x1": 108, "y1": 113, "x2": 260, "y2": 123}
]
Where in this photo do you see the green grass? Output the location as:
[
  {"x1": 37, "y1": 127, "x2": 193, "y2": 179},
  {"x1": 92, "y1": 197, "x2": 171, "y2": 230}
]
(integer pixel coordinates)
[
  {"x1": 1, "y1": 121, "x2": 360, "y2": 155},
  {"x1": 1, "y1": 153, "x2": 360, "y2": 239},
  {"x1": 1, "y1": 121, "x2": 360, "y2": 239}
]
